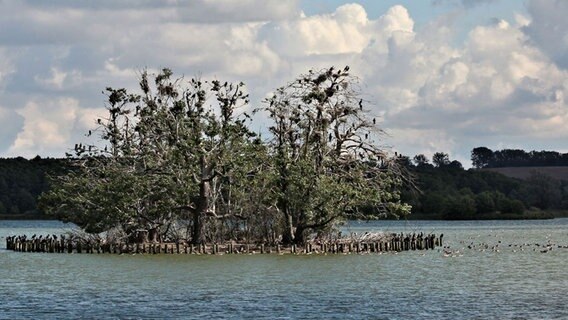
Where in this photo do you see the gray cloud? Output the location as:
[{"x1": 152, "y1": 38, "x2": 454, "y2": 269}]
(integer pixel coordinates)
[
  {"x1": 0, "y1": 108, "x2": 23, "y2": 154},
  {"x1": 20, "y1": 0, "x2": 301, "y2": 23},
  {"x1": 523, "y1": 0, "x2": 568, "y2": 69}
]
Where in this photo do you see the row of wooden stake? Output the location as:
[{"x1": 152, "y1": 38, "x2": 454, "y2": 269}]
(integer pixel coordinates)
[{"x1": 5, "y1": 233, "x2": 442, "y2": 255}]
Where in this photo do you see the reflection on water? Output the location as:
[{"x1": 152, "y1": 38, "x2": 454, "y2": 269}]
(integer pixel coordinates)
[{"x1": 1, "y1": 219, "x2": 567, "y2": 319}]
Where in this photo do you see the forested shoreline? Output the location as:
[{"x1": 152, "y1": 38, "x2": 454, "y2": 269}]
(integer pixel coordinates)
[
  {"x1": 398, "y1": 152, "x2": 568, "y2": 220},
  {"x1": 2, "y1": 148, "x2": 568, "y2": 222},
  {"x1": 0, "y1": 156, "x2": 66, "y2": 219}
]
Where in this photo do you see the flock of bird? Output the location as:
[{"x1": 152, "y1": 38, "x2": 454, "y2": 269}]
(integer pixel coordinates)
[{"x1": 441, "y1": 238, "x2": 568, "y2": 257}]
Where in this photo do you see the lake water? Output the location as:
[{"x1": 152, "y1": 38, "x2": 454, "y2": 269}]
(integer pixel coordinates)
[{"x1": 1, "y1": 219, "x2": 567, "y2": 319}]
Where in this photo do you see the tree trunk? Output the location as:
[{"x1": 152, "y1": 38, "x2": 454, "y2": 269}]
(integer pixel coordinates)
[
  {"x1": 282, "y1": 211, "x2": 295, "y2": 245},
  {"x1": 192, "y1": 210, "x2": 206, "y2": 245},
  {"x1": 148, "y1": 228, "x2": 159, "y2": 243},
  {"x1": 135, "y1": 230, "x2": 148, "y2": 243},
  {"x1": 293, "y1": 225, "x2": 306, "y2": 245},
  {"x1": 192, "y1": 156, "x2": 212, "y2": 245}
]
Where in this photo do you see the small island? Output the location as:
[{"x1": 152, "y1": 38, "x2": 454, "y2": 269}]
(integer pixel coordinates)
[{"x1": 34, "y1": 67, "x2": 413, "y2": 249}]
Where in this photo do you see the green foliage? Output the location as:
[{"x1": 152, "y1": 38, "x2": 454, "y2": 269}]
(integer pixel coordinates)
[
  {"x1": 259, "y1": 66, "x2": 410, "y2": 243},
  {"x1": 39, "y1": 67, "x2": 411, "y2": 245},
  {"x1": 444, "y1": 194, "x2": 476, "y2": 219},
  {"x1": 432, "y1": 152, "x2": 450, "y2": 168},
  {"x1": 0, "y1": 157, "x2": 65, "y2": 216},
  {"x1": 40, "y1": 68, "x2": 258, "y2": 243},
  {"x1": 471, "y1": 146, "x2": 568, "y2": 168},
  {"x1": 524, "y1": 171, "x2": 562, "y2": 209},
  {"x1": 475, "y1": 191, "x2": 495, "y2": 213},
  {"x1": 402, "y1": 151, "x2": 568, "y2": 219}
]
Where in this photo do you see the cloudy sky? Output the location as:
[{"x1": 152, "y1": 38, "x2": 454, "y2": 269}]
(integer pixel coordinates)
[{"x1": 0, "y1": 0, "x2": 567, "y2": 166}]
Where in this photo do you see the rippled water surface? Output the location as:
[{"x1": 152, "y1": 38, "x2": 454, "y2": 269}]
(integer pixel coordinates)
[{"x1": 1, "y1": 219, "x2": 567, "y2": 319}]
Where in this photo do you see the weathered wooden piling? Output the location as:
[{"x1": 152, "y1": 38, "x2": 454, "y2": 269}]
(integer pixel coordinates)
[{"x1": 5, "y1": 232, "x2": 441, "y2": 256}]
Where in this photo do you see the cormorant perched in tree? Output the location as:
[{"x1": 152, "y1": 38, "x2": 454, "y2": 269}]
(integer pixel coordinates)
[
  {"x1": 359, "y1": 99, "x2": 363, "y2": 110},
  {"x1": 373, "y1": 118, "x2": 376, "y2": 125},
  {"x1": 328, "y1": 133, "x2": 332, "y2": 142}
]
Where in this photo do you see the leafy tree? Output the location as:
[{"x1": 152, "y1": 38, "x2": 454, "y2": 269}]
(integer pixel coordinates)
[
  {"x1": 447, "y1": 160, "x2": 463, "y2": 170},
  {"x1": 421, "y1": 191, "x2": 448, "y2": 214},
  {"x1": 39, "y1": 67, "x2": 414, "y2": 244},
  {"x1": 471, "y1": 147, "x2": 494, "y2": 168},
  {"x1": 259, "y1": 66, "x2": 410, "y2": 244},
  {"x1": 40, "y1": 69, "x2": 258, "y2": 244},
  {"x1": 444, "y1": 194, "x2": 476, "y2": 219},
  {"x1": 432, "y1": 152, "x2": 450, "y2": 168},
  {"x1": 413, "y1": 154, "x2": 429, "y2": 167},
  {"x1": 525, "y1": 171, "x2": 562, "y2": 209},
  {"x1": 475, "y1": 191, "x2": 495, "y2": 213}
]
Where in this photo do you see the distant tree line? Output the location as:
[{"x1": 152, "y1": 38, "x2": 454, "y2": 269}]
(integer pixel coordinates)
[
  {"x1": 398, "y1": 151, "x2": 568, "y2": 219},
  {"x1": 471, "y1": 147, "x2": 568, "y2": 169},
  {"x1": 0, "y1": 157, "x2": 66, "y2": 216},
  {"x1": 2, "y1": 149, "x2": 567, "y2": 223}
]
